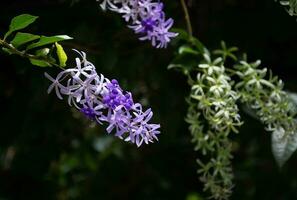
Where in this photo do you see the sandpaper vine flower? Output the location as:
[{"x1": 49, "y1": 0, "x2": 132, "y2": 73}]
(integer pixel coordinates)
[
  {"x1": 45, "y1": 50, "x2": 160, "y2": 147},
  {"x1": 99, "y1": 0, "x2": 178, "y2": 48}
]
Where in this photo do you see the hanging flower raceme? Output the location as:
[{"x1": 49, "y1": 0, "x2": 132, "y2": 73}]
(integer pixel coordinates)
[
  {"x1": 99, "y1": 0, "x2": 178, "y2": 48},
  {"x1": 45, "y1": 50, "x2": 160, "y2": 147}
]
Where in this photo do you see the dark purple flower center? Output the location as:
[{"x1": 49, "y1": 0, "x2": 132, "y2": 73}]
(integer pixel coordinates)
[
  {"x1": 80, "y1": 107, "x2": 96, "y2": 119},
  {"x1": 103, "y1": 79, "x2": 134, "y2": 110},
  {"x1": 103, "y1": 92, "x2": 134, "y2": 110},
  {"x1": 141, "y1": 18, "x2": 156, "y2": 32}
]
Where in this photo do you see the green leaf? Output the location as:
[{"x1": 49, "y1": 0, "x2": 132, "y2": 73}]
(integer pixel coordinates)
[
  {"x1": 272, "y1": 127, "x2": 297, "y2": 167},
  {"x1": 170, "y1": 28, "x2": 190, "y2": 40},
  {"x1": 26, "y1": 35, "x2": 73, "y2": 50},
  {"x1": 29, "y1": 59, "x2": 51, "y2": 67},
  {"x1": 11, "y1": 32, "x2": 40, "y2": 48},
  {"x1": 189, "y1": 37, "x2": 206, "y2": 53},
  {"x1": 178, "y1": 45, "x2": 199, "y2": 55},
  {"x1": 170, "y1": 28, "x2": 206, "y2": 53},
  {"x1": 55, "y1": 42, "x2": 67, "y2": 67},
  {"x1": 168, "y1": 52, "x2": 198, "y2": 75},
  {"x1": 4, "y1": 14, "x2": 39, "y2": 39},
  {"x1": 30, "y1": 48, "x2": 56, "y2": 67},
  {"x1": 35, "y1": 48, "x2": 50, "y2": 57}
]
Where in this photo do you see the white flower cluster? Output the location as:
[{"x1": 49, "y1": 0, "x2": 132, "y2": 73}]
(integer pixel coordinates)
[
  {"x1": 173, "y1": 41, "x2": 297, "y2": 199},
  {"x1": 187, "y1": 53, "x2": 242, "y2": 199},
  {"x1": 235, "y1": 60, "x2": 296, "y2": 136},
  {"x1": 191, "y1": 54, "x2": 242, "y2": 132},
  {"x1": 235, "y1": 60, "x2": 297, "y2": 167}
]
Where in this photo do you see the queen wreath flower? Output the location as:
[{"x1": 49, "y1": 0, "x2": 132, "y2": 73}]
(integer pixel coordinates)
[
  {"x1": 45, "y1": 50, "x2": 160, "y2": 147},
  {"x1": 99, "y1": 0, "x2": 178, "y2": 48}
]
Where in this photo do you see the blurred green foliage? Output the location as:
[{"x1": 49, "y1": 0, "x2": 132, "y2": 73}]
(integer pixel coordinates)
[{"x1": 1, "y1": 0, "x2": 297, "y2": 199}]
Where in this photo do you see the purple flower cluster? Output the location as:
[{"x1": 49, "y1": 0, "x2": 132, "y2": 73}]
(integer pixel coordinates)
[
  {"x1": 102, "y1": 79, "x2": 134, "y2": 110},
  {"x1": 99, "y1": 0, "x2": 178, "y2": 48},
  {"x1": 45, "y1": 50, "x2": 160, "y2": 147}
]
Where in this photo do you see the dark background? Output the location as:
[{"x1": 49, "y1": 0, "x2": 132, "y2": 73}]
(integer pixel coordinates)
[{"x1": 0, "y1": 0, "x2": 297, "y2": 199}]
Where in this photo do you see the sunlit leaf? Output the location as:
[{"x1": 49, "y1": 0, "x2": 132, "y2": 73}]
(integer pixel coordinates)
[
  {"x1": 29, "y1": 58, "x2": 51, "y2": 67},
  {"x1": 178, "y1": 45, "x2": 199, "y2": 55},
  {"x1": 4, "y1": 14, "x2": 38, "y2": 39},
  {"x1": 55, "y1": 42, "x2": 67, "y2": 67},
  {"x1": 26, "y1": 35, "x2": 72, "y2": 50}
]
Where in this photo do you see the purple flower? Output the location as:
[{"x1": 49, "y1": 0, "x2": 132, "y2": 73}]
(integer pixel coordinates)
[
  {"x1": 141, "y1": 18, "x2": 157, "y2": 32},
  {"x1": 126, "y1": 104, "x2": 161, "y2": 146},
  {"x1": 80, "y1": 107, "x2": 96, "y2": 119},
  {"x1": 45, "y1": 50, "x2": 160, "y2": 147},
  {"x1": 102, "y1": 79, "x2": 134, "y2": 110},
  {"x1": 99, "y1": 0, "x2": 178, "y2": 48}
]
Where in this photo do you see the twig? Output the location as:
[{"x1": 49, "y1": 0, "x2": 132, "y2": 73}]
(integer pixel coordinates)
[
  {"x1": 0, "y1": 38, "x2": 63, "y2": 69},
  {"x1": 180, "y1": 0, "x2": 193, "y2": 37}
]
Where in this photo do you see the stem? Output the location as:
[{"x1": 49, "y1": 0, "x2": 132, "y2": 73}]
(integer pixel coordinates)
[
  {"x1": 180, "y1": 0, "x2": 193, "y2": 37},
  {"x1": 225, "y1": 68, "x2": 238, "y2": 76},
  {"x1": 0, "y1": 38, "x2": 62, "y2": 69}
]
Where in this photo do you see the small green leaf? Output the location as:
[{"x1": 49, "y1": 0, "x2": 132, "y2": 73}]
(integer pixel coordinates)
[
  {"x1": 55, "y1": 42, "x2": 67, "y2": 67},
  {"x1": 189, "y1": 37, "x2": 206, "y2": 53},
  {"x1": 11, "y1": 32, "x2": 40, "y2": 48},
  {"x1": 170, "y1": 28, "x2": 206, "y2": 53},
  {"x1": 29, "y1": 59, "x2": 51, "y2": 67},
  {"x1": 4, "y1": 14, "x2": 39, "y2": 39},
  {"x1": 35, "y1": 48, "x2": 50, "y2": 57},
  {"x1": 170, "y1": 28, "x2": 190, "y2": 40},
  {"x1": 178, "y1": 45, "x2": 199, "y2": 55},
  {"x1": 26, "y1": 35, "x2": 73, "y2": 50},
  {"x1": 167, "y1": 64, "x2": 184, "y2": 70}
]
